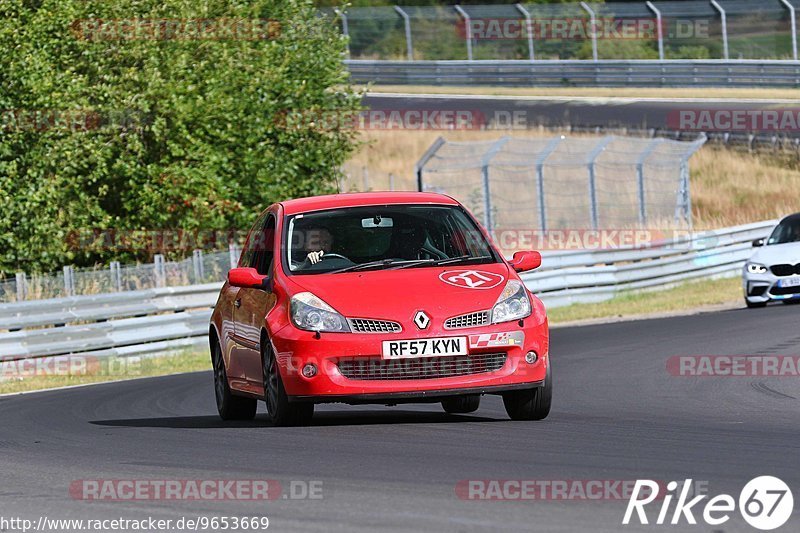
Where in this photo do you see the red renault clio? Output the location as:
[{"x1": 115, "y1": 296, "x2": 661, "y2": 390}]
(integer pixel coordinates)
[{"x1": 209, "y1": 192, "x2": 550, "y2": 426}]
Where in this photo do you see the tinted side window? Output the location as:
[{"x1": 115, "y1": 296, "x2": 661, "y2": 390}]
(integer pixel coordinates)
[
  {"x1": 253, "y1": 215, "x2": 276, "y2": 276},
  {"x1": 239, "y1": 212, "x2": 268, "y2": 268}
]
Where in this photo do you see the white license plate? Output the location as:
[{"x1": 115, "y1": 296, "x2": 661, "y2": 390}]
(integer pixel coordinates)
[
  {"x1": 382, "y1": 337, "x2": 468, "y2": 359},
  {"x1": 780, "y1": 277, "x2": 800, "y2": 287}
]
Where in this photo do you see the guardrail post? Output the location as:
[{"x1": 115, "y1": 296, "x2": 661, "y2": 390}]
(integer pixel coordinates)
[
  {"x1": 677, "y1": 134, "x2": 707, "y2": 230},
  {"x1": 454, "y1": 5, "x2": 473, "y2": 61},
  {"x1": 586, "y1": 137, "x2": 613, "y2": 229},
  {"x1": 646, "y1": 1, "x2": 665, "y2": 61},
  {"x1": 229, "y1": 243, "x2": 240, "y2": 269},
  {"x1": 415, "y1": 136, "x2": 446, "y2": 192},
  {"x1": 192, "y1": 249, "x2": 205, "y2": 282},
  {"x1": 710, "y1": 0, "x2": 729, "y2": 60},
  {"x1": 389, "y1": 173, "x2": 395, "y2": 190},
  {"x1": 15, "y1": 272, "x2": 27, "y2": 301},
  {"x1": 636, "y1": 138, "x2": 665, "y2": 226},
  {"x1": 333, "y1": 8, "x2": 350, "y2": 59},
  {"x1": 394, "y1": 6, "x2": 414, "y2": 60},
  {"x1": 580, "y1": 2, "x2": 599, "y2": 61},
  {"x1": 362, "y1": 166, "x2": 369, "y2": 191},
  {"x1": 110, "y1": 261, "x2": 122, "y2": 292},
  {"x1": 63, "y1": 266, "x2": 75, "y2": 297},
  {"x1": 515, "y1": 3, "x2": 535, "y2": 61},
  {"x1": 480, "y1": 137, "x2": 510, "y2": 232},
  {"x1": 535, "y1": 136, "x2": 563, "y2": 231},
  {"x1": 780, "y1": 0, "x2": 798, "y2": 60},
  {"x1": 153, "y1": 254, "x2": 166, "y2": 288}
]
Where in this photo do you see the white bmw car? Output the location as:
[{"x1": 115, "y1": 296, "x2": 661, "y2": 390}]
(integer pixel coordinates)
[{"x1": 743, "y1": 213, "x2": 800, "y2": 308}]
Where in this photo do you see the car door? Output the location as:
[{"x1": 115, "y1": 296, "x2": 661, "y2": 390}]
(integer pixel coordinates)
[{"x1": 233, "y1": 212, "x2": 278, "y2": 391}]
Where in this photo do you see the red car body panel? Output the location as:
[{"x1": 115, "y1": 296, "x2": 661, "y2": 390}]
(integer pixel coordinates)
[{"x1": 210, "y1": 192, "x2": 549, "y2": 404}]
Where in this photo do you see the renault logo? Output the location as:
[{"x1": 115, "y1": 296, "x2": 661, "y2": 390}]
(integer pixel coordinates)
[{"x1": 413, "y1": 311, "x2": 431, "y2": 330}]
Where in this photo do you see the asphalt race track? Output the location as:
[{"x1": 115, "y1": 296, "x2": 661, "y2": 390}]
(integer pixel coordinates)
[{"x1": 1, "y1": 304, "x2": 799, "y2": 532}]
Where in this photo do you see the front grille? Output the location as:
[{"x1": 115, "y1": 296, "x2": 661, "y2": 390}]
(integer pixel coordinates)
[
  {"x1": 347, "y1": 318, "x2": 402, "y2": 333},
  {"x1": 337, "y1": 353, "x2": 507, "y2": 381},
  {"x1": 444, "y1": 310, "x2": 490, "y2": 330},
  {"x1": 770, "y1": 264, "x2": 800, "y2": 277},
  {"x1": 770, "y1": 285, "x2": 800, "y2": 296}
]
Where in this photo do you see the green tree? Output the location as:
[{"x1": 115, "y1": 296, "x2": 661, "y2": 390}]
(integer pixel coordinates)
[{"x1": 0, "y1": 0, "x2": 360, "y2": 275}]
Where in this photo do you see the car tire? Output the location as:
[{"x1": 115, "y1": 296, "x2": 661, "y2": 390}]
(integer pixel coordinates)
[
  {"x1": 745, "y1": 298, "x2": 767, "y2": 309},
  {"x1": 262, "y1": 339, "x2": 314, "y2": 427},
  {"x1": 503, "y1": 362, "x2": 552, "y2": 421},
  {"x1": 212, "y1": 341, "x2": 257, "y2": 421},
  {"x1": 441, "y1": 394, "x2": 480, "y2": 414}
]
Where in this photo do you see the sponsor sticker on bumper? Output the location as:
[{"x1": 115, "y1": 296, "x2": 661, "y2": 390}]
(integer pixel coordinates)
[{"x1": 468, "y1": 331, "x2": 524, "y2": 349}]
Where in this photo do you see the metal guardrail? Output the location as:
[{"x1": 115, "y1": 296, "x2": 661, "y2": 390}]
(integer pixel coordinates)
[
  {"x1": 529, "y1": 219, "x2": 776, "y2": 308},
  {"x1": 0, "y1": 220, "x2": 776, "y2": 362},
  {"x1": 346, "y1": 60, "x2": 800, "y2": 87},
  {"x1": 0, "y1": 284, "x2": 220, "y2": 361}
]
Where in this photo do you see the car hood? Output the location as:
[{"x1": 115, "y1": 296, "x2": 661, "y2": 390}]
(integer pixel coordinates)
[
  {"x1": 749, "y1": 242, "x2": 800, "y2": 266},
  {"x1": 287, "y1": 262, "x2": 513, "y2": 326}
]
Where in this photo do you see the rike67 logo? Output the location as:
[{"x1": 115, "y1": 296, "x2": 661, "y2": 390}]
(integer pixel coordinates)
[{"x1": 623, "y1": 477, "x2": 793, "y2": 530}]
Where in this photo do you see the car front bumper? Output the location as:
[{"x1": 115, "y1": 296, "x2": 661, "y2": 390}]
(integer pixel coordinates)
[
  {"x1": 743, "y1": 268, "x2": 800, "y2": 303},
  {"x1": 269, "y1": 318, "x2": 549, "y2": 402}
]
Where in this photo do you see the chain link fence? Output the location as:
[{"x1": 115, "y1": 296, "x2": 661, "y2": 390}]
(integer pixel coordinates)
[
  {"x1": 0, "y1": 247, "x2": 241, "y2": 304},
  {"x1": 326, "y1": 1, "x2": 800, "y2": 61},
  {"x1": 416, "y1": 134, "x2": 706, "y2": 233}
]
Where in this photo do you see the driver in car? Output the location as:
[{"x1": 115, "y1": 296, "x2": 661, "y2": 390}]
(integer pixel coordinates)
[{"x1": 300, "y1": 227, "x2": 333, "y2": 266}]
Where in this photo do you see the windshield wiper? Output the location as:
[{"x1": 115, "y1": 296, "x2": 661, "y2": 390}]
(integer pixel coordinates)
[
  {"x1": 393, "y1": 255, "x2": 493, "y2": 270},
  {"x1": 330, "y1": 259, "x2": 423, "y2": 274}
]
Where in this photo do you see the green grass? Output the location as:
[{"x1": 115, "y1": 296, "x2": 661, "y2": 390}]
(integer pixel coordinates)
[
  {"x1": 547, "y1": 276, "x2": 742, "y2": 325},
  {"x1": 0, "y1": 349, "x2": 211, "y2": 395}
]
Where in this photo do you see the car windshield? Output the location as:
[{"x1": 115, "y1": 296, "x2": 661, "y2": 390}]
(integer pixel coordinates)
[
  {"x1": 284, "y1": 204, "x2": 498, "y2": 274},
  {"x1": 767, "y1": 217, "x2": 800, "y2": 245}
]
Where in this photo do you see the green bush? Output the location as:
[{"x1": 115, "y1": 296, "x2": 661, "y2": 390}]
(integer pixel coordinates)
[{"x1": 0, "y1": 0, "x2": 360, "y2": 275}]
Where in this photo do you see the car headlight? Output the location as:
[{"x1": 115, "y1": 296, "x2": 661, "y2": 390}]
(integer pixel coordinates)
[
  {"x1": 290, "y1": 292, "x2": 350, "y2": 333},
  {"x1": 747, "y1": 262, "x2": 768, "y2": 274},
  {"x1": 491, "y1": 280, "x2": 531, "y2": 324}
]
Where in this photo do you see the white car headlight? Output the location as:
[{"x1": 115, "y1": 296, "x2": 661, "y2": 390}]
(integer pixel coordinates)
[
  {"x1": 290, "y1": 292, "x2": 350, "y2": 333},
  {"x1": 491, "y1": 280, "x2": 532, "y2": 324},
  {"x1": 747, "y1": 262, "x2": 768, "y2": 274}
]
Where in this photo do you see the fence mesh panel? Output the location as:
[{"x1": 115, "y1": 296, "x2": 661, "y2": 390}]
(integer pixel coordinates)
[
  {"x1": 418, "y1": 134, "x2": 705, "y2": 240},
  {"x1": 2, "y1": 250, "x2": 240, "y2": 303}
]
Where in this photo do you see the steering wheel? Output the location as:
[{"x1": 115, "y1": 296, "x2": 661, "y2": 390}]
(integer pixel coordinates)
[{"x1": 319, "y1": 253, "x2": 352, "y2": 262}]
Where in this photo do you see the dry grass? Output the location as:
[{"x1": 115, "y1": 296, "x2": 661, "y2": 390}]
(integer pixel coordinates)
[
  {"x1": 346, "y1": 129, "x2": 800, "y2": 229},
  {"x1": 0, "y1": 349, "x2": 210, "y2": 395},
  {"x1": 362, "y1": 85, "x2": 800, "y2": 101},
  {"x1": 547, "y1": 276, "x2": 742, "y2": 325},
  {"x1": 690, "y1": 147, "x2": 800, "y2": 227}
]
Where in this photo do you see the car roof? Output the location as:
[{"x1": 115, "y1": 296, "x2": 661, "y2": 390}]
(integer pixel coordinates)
[
  {"x1": 278, "y1": 191, "x2": 459, "y2": 215},
  {"x1": 779, "y1": 213, "x2": 800, "y2": 224}
]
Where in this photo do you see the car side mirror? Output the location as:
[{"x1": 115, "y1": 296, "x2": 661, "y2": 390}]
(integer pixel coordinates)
[
  {"x1": 752, "y1": 238, "x2": 765, "y2": 247},
  {"x1": 509, "y1": 250, "x2": 542, "y2": 273},
  {"x1": 228, "y1": 267, "x2": 268, "y2": 289}
]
